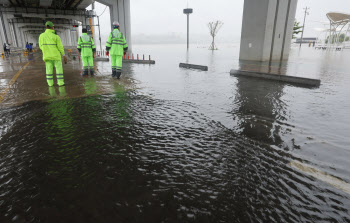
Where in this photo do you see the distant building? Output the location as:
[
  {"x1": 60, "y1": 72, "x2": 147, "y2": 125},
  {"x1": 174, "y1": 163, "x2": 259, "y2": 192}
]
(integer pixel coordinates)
[{"x1": 295, "y1": 37, "x2": 318, "y2": 44}]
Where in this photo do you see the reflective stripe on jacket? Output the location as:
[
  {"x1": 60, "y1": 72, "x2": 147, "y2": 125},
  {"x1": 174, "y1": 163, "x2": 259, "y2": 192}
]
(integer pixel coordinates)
[
  {"x1": 77, "y1": 33, "x2": 96, "y2": 57},
  {"x1": 39, "y1": 29, "x2": 64, "y2": 61},
  {"x1": 106, "y1": 29, "x2": 128, "y2": 56}
]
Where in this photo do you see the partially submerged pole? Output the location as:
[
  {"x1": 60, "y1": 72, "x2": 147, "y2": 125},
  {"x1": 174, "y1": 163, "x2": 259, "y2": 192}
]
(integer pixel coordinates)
[{"x1": 183, "y1": 8, "x2": 193, "y2": 50}]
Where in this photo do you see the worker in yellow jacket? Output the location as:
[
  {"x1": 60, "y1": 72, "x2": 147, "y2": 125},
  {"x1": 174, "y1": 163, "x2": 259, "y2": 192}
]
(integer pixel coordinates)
[
  {"x1": 77, "y1": 28, "x2": 96, "y2": 76},
  {"x1": 39, "y1": 21, "x2": 67, "y2": 87},
  {"x1": 106, "y1": 21, "x2": 128, "y2": 79}
]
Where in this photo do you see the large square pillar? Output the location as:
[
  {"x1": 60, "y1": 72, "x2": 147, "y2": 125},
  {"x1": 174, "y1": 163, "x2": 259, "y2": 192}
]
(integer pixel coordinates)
[
  {"x1": 239, "y1": 0, "x2": 298, "y2": 61},
  {"x1": 98, "y1": 0, "x2": 132, "y2": 51},
  {"x1": 14, "y1": 24, "x2": 24, "y2": 48},
  {"x1": 0, "y1": 12, "x2": 13, "y2": 45}
]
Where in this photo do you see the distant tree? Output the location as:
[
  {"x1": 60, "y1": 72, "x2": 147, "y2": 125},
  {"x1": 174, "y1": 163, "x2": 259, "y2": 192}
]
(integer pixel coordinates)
[
  {"x1": 325, "y1": 34, "x2": 350, "y2": 44},
  {"x1": 208, "y1": 21, "x2": 224, "y2": 50},
  {"x1": 339, "y1": 33, "x2": 350, "y2": 42},
  {"x1": 293, "y1": 20, "x2": 303, "y2": 39}
]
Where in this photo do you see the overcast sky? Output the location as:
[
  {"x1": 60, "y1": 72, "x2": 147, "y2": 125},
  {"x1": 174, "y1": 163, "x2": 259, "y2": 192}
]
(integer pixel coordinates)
[{"x1": 93, "y1": 0, "x2": 350, "y2": 44}]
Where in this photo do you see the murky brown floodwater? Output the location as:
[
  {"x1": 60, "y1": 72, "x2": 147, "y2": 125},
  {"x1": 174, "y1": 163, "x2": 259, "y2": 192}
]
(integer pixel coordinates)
[{"x1": 0, "y1": 44, "x2": 350, "y2": 222}]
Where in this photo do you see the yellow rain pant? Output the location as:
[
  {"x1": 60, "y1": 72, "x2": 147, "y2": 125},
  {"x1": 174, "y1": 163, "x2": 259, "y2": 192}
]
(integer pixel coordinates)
[
  {"x1": 82, "y1": 56, "x2": 94, "y2": 72},
  {"x1": 46, "y1": 60, "x2": 64, "y2": 86},
  {"x1": 110, "y1": 55, "x2": 123, "y2": 72}
]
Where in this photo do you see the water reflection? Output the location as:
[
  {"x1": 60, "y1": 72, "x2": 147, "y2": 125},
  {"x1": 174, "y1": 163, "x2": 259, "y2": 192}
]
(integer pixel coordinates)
[
  {"x1": 45, "y1": 93, "x2": 84, "y2": 189},
  {"x1": 1, "y1": 45, "x2": 350, "y2": 222},
  {"x1": 233, "y1": 61, "x2": 287, "y2": 146},
  {"x1": 83, "y1": 77, "x2": 97, "y2": 95},
  {"x1": 48, "y1": 86, "x2": 67, "y2": 97}
]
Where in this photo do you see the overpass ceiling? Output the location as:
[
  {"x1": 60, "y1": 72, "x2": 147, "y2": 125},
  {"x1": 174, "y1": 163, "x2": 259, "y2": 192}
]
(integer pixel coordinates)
[
  {"x1": 1, "y1": 0, "x2": 94, "y2": 9},
  {"x1": 10, "y1": 17, "x2": 80, "y2": 25},
  {"x1": 20, "y1": 25, "x2": 69, "y2": 28}
]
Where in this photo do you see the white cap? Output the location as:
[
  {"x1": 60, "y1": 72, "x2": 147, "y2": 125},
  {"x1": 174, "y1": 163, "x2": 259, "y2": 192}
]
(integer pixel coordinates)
[{"x1": 113, "y1": 21, "x2": 120, "y2": 26}]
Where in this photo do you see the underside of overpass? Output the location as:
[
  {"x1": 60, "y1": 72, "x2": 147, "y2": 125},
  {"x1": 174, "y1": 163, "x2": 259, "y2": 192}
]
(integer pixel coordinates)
[
  {"x1": 1, "y1": 0, "x2": 296, "y2": 62},
  {"x1": 0, "y1": 0, "x2": 131, "y2": 53}
]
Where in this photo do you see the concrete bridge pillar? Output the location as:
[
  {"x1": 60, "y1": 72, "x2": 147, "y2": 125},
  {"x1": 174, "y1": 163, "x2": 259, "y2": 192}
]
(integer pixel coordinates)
[
  {"x1": 70, "y1": 30, "x2": 76, "y2": 47},
  {"x1": 19, "y1": 28, "x2": 26, "y2": 48},
  {"x1": 66, "y1": 29, "x2": 72, "y2": 46},
  {"x1": 0, "y1": 12, "x2": 13, "y2": 46},
  {"x1": 13, "y1": 23, "x2": 24, "y2": 48},
  {"x1": 0, "y1": 11, "x2": 3, "y2": 53},
  {"x1": 97, "y1": 0, "x2": 132, "y2": 51},
  {"x1": 66, "y1": 30, "x2": 70, "y2": 46},
  {"x1": 239, "y1": 0, "x2": 298, "y2": 61}
]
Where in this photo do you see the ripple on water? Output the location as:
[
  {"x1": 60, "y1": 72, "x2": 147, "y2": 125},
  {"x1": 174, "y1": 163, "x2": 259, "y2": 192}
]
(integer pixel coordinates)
[{"x1": 0, "y1": 93, "x2": 349, "y2": 222}]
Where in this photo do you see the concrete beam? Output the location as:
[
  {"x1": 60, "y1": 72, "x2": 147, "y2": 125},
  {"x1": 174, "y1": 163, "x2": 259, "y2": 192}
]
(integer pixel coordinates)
[
  {"x1": 239, "y1": 0, "x2": 298, "y2": 61},
  {"x1": 9, "y1": 18, "x2": 80, "y2": 26},
  {"x1": 179, "y1": 63, "x2": 208, "y2": 71},
  {"x1": 0, "y1": 7, "x2": 95, "y2": 18},
  {"x1": 40, "y1": 0, "x2": 53, "y2": 8},
  {"x1": 19, "y1": 25, "x2": 71, "y2": 29},
  {"x1": 21, "y1": 27, "x2": 67, "y2": 31},
  {"x1": 230, "y1": 69, "x2": 321, "y2": 87}
]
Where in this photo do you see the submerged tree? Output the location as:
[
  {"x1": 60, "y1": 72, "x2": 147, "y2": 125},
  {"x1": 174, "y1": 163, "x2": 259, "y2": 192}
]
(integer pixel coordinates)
[{"x1": 208, "y1": 21, "x2": 224, "y2": 50}]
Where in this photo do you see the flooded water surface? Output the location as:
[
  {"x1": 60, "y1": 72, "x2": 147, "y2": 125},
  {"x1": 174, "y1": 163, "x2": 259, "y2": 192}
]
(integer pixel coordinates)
[{"x1": 0, "y1": 44, "x2": 350, "y2": 222}]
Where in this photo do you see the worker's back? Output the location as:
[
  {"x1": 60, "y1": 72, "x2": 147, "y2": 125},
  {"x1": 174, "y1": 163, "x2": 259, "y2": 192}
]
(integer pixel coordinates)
[
  {"x1": 108, "y1": 29, "x2": 127, "y2": 56},
  {"x1": 39, "y1": 29, "x2": 64, "y2": 61},
  {"x1": 78, "y1": 33, "x2": 95, "y2": 57}
]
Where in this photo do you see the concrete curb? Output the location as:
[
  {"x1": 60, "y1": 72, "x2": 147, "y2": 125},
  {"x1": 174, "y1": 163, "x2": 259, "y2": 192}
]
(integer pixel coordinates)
[
  {"x1": 230, "y1": 69, "x2": 321, "y2": 87},
  {"x1": 94, "y1": 57, "x2": 109, "y2": 61},
  {"x1": 123, "y1": 60, "x2": 155, "y2": 64},
  {"x1": 179, "y1": 63, "x2": 208, "y2": 71}
]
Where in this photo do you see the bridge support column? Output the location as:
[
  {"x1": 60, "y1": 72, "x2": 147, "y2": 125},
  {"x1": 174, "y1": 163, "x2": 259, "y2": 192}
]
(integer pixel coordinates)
[
  {"x1": 97, "y1": 0, "x2": 132, "y2": 51},
  {"x1": 0, "y1": 12, "x2": 13, "y2": 46},
  {"x1": 70, "y1": 30, "x2": 76, "y2": 47},
  {"x1": 19, "y1": 28, "x2": 26, "y2": 48},
  {"x1": 0, "y1": 15, "x2": 5, "y2": 53},
  {"x1": 239, "y1": 0, "x2": 298, "y2": 61},
  {"x1": 13, "y1": 23, "x2": 24, "y2": 48}
]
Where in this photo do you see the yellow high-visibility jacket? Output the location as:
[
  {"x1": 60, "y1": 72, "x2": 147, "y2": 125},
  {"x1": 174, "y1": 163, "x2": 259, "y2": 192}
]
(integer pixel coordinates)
[
  {"x1": 77, "y1": 33, "x2": 96, "y2": 57},
  {"x1": 39, "y1": 29, "x2": 65, "y2": 61},
  {"x1": 106, "y1": 29, "x2": 128, "y2": 56}
]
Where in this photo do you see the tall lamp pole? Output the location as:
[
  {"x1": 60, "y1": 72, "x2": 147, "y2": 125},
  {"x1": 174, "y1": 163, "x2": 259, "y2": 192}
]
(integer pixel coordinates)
[
  {"x1": 300, "y1": 7, "x2": 310, "y2": 47},
  {"x1": 183, "y1": 8, "x2": 193, "y2": 50}
]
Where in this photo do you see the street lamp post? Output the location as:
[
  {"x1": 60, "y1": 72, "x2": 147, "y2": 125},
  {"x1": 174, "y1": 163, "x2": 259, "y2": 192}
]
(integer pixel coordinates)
[
  {"x1": 300, "y1": 7, "x2": 310, "y2": 47},
  {"x1": 183, "y1": 8, "x2": 193, "y2": 50}
]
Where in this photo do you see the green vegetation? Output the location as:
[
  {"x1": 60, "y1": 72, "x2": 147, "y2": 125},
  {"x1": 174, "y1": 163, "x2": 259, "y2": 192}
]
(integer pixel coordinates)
[
  {"x1": 293, "y1": 21, "x2": 303, "y2": 39},
  {"x1": 325, "y1": 34, "x2": 350, "y2": 44}
]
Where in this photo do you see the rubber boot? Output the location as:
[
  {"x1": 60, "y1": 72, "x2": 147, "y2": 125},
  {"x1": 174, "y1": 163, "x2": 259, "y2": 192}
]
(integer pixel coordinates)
[
  {"x1": 90, "y1": 70, "x2": 94, "y2": 76},
  {"x1": 116, "y1": 72, "x2": 122, "y2": 79},
  {"x1": 112, "y1": 70, "x2": 117, "y2": 77},
  {"x1": 83, "y1": 70, "x2": 88, "y2": 76}
]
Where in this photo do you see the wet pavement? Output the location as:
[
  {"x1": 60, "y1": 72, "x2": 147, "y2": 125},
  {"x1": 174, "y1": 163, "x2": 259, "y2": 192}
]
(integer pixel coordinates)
[{"x1": 0, "y1": 44, "x2": 350, "y2": 222}]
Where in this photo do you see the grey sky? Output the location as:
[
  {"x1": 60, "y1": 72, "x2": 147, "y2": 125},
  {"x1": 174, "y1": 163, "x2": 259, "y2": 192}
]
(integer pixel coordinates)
[{"x1": 93, "y1": 0, "x2": 350, "y2": 44}]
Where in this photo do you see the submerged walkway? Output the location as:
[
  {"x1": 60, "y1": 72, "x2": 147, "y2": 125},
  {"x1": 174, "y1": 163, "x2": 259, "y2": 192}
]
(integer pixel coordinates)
[
  {"x1": 0, "y1": 51, "x2": 137, "y2": 107},
  {"x1": 1, "y1": 45, "x2": 350, "y2": 222}
]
